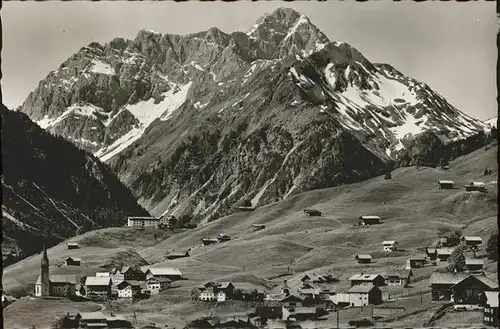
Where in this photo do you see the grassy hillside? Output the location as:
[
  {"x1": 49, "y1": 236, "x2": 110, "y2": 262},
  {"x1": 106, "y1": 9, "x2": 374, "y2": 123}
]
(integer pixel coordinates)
[{"x1": 3, "y1": 145, "x2": 497, "y2": 328}]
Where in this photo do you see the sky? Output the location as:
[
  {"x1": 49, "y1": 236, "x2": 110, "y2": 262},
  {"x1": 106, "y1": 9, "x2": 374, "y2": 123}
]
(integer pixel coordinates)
[{"x1": 1, "y1": 1, "x2": 497, "y2": 120}]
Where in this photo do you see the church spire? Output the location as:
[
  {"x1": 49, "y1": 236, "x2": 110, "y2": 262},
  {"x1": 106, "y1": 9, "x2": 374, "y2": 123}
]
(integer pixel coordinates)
[{"x1": 41, "y1": 244, "x2": 49, "y2": 265}]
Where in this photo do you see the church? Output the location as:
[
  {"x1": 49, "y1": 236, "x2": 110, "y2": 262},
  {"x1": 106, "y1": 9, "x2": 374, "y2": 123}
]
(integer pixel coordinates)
[{"x1": 34, "y1": 245, "x2": 77, "y2": 297}]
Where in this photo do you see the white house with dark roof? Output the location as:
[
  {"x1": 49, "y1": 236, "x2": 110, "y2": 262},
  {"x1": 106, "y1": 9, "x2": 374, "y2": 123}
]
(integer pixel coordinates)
[
  {"x1": 382, "y1": 240, "x2": 398, "y2": 252},
  {"x1": 347, "y1": 284, "x2": 382, "y2": 307}
]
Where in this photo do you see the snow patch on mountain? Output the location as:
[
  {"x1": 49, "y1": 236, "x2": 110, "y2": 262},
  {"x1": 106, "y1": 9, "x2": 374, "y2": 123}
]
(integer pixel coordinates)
[
  {"x1": 90, "y1": 59, "x2": 115, "y2": 75},
  {"x1": 36, "y1": 103, "x2": 105, "y2": 129}
]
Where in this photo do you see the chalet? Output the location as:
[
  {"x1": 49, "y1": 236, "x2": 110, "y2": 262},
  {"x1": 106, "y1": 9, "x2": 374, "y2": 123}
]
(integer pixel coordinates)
[
  {"x1": 461, "y1": 236, "x2": 483, "y2": 249},
  {"x1": 426, "y1": 248, "x2": 437, "y2": 262},
  {"x1": 67, "y1": 242, "x2": 80, "y2": 250},
  {"x1": 166, "y1": 249, "x2": 190, "y2": 260},
  {"x1": 436, "y1": 247, "x2": 455, "y2": 262},
  {"x1": 64, "y1": 257, "x2": 81, "y2": 266},
  {"x1": 303, "y1": 208, "x2": 322, "y2": 216},
  {"x1": 202, "y1": 238, "x2": 219, "y2": 246},
  {"x1": 146, "y1": 277, "x2": 170, "y2": 295},
  {"x1": 77, "y1": 312, "x2": 108, "y2": 329},
  {"x1": 464, "y1": 181, "x2": 486, "y2": 192},
  {"x1": 143, "y1": 267, "x2": 183, "y2": 281},
  {"x1": 84, "y1": 276, "x2": 112, "y2": 300},
  {"x1": 35, "y1": 274, "x2": 77, "y2": 297},
  {"x1": 438, "y1": 180, "x2": 455, "y2": 189},
  {"x1": 217, "y1": 233, "x2": 231, "y2": 242},
  {"x1": 382, "y1": 240, "x2": 398, "y2": 252},
  {"x1": 355, "y1": 254, "x2": 372, "y2": 264},
  {"x1": 483, "y1": 291, "x2": 499, "y2": 327},
  {"x1": 450, "y1": 275, "x2": 499, "y2": 308},
  {"x1": 359, "y1": 216, "x2": 380, "y2": 225},
  {"x1": 347, "y1": 284, "x2": 382, "y2": 307},
  {"x1": 429, "y1": 272, "x2": 470, "y2": 301},
  {"x1": 300, "y1": 273, "x2": 327, "y2": 285},
  {"x1": 428, "y1": 272, "x2": 499, "y2": 302},
  {"x1": 106, "y1": 315, "x2": 132, "y2": 328},
  {"x1": 406, "y1": 257, "x2": 427, "y2": 269},
  {"x1": 109, "y1": 268, "x2": 124, "y2": 284},
  {"x1": 465, "y1": 259, "x2": 484, "y2": 272},
  {"x1": 349, "y1": 273, "x2": 385, "y2": 287},
  {"x1": 127, "y1": 216, "x2": 160, "y2": 228},
  {"x1": 385, "y1": 270, "x2": 412, "y2": 286},
  {"x1": 121, "y1": 266, "x2": 146, "y2": 281},
  {"x1": 116, "y1": 280, "x2": 143, "y2": 299},
  {"x1": 252, "y1": 224, "x2": 266, "y2": 230},
  {"x1": 281, "y1": 295, "x2": 317, "y2": 321},
  {"x1": 213, "y1": 282, "x2": 235, "y2": 298}
]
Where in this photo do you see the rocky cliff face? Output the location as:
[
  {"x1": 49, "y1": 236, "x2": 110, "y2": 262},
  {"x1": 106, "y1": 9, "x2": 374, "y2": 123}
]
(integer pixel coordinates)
[
  {"x1": 18, "y1": 7, "x2": 488, "y2": 224},
  {"x1": 1, "y1": 105, "x2": 149, "y2": 259}
]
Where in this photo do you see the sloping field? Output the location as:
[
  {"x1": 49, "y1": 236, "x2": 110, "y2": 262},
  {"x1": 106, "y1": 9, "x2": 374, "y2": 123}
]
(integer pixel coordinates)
[{"x1": 3, "y1": 146, "x2": 498, "y2": 328}]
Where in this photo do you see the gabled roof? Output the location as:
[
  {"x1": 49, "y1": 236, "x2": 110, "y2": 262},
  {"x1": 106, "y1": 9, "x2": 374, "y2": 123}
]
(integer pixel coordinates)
[
  {"x1": 67, "y1": 242, "x2": 79, "y2": 246},
  {"x1": 465, "y1": 182, "x2": 485, "y2": 187},
  {"x1": 65, "y1": 257, "x2": 81, "y2": 262},
  {"x1": 167, "y1": 250, "x2": 190, "y2": 257},
  {"x1": 78, "y1": 312, "x2": 107, "y2": 321},
  {"x1": 451, "y1": 275, "x2": 499, "y2": 290},
  {"x1": 144, "y1": 267, "x2": 183, "y2": 276},
  {"x1": 127, "y1": 216, "x2": 159, "y2": 220},
  {"x1": 485, "y1": 291, "x2": 499, "y2": 308},
  {"x1": 462, "y1": 236, "x2": 483, "y2": 242},
  {"x1": 355, "y1": 254, "x2": 372, "y2": 260},
  {"x1": 438, "y1": 180, "x2": 454, "y2": 184},
  {"x1": 348, "y1": 284, "x2": 378, "y2": 293},
  {"x1": 386, "y1": 270, "x2": 412, "y2": 279},
  {"x1": 281, "y1": 294, "x2": 304, "y2": 303},
  {"x1": 426, "y1": 248, "x2": 437, "y2": 254},
  {"x1": 465, "y1": 259, "x2": 484, "y2": 266},
  {"x1": 382, "y1": 240, "x2": 398, "y2": 245},
  {"x1": 85, "y1": 276, "x2": 111, "y2": 286},
  {"x1": 117, "y1": 280, "x2": 144, "y2": 289},
  {"x1": 436, "y1": 247, "x2": 455, "y2": 255},
  {"x1": 146, "y1": 277, "x2": 171, "y2": 283},
  {"x1": 348, "y1": 273, "x2": 383, "y2": 281},
  {"x1": 359, "y1": 215, "x2": 380, "y2": 220},
  {"x1": 36, "y1": 274, "x2": 78, "y2": 285},
  {"x1": 428, "y1": 272, "x2": 470, "y2": 285},
  {"x1": 216, "y1": 282, "x2": 234, "y2": 289}
]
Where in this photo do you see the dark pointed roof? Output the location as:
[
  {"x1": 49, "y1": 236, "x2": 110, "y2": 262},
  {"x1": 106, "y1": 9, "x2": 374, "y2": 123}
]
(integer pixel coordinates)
[{"x1": 41, "y1": 244, "x2": 49, "y2": 265}]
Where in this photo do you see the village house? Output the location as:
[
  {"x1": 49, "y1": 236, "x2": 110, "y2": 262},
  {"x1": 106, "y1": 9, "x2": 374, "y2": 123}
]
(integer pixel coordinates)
[
  {"x1": 109, "y1": 268, "x2": 124, "y2": 284},
  {"x1": 439, "y1": 237, "x2": 449, "y2": 247},
  {"x1": 202, "y1": 238, "x2": 219, "y2": 246},
  {"x1": 461, "y1": 236, "x2": 483, "y2": 249},
  {"x1": 300, "y1": 273, "x2": 330, "y2": 285},
  {"x1": 406, "y1": 257, "x2": 427, "y2": 269},
  {"x1": 303, "y1": 208, "x2": 322, "y2": 216},
  {"x1": 465, "y1": 259, "x2": 484, "y2": 272},
  {"x1": 212, "y1": 282, "x2": 235, "y2": 298},
  {"x1": 77, "y1": 312, "x2": 108, "y2": 329},
  {"x1": 438, "y1": 180, "x2": 454, "y2": 189},
  {"x1": 217, "y1": 233, "x2": 232, "y2": 242},
  {"x1": 146, "y1": 277, "x2": 170, "y2": 295},
  {"x1": 436, "y1": 247, "x2": 455, "y2": 262},
  {"x1": 116, "y1": 280, "x2": 144, "y2": 299},
  {"x1": 426, "y1": 248, "x2": 438, "y2": 263},
  {"x1": 64, "y1": 257, "x2": 81, "y2": 266},
  {"x1": 199, "y1": 290, "x2": 216, "y2": 301},
  {"x1": 382, "y1": 240, "x2": 398, "y2": 252},
  {"x1": 385, "y1": 270, "x2": 412, "y2": 286},
  {"x1": 483, "y1": 291, "x2": 499, "y2": 327},
  {"x1": 359, "y1": 215, "x2": 381, "y2": 225},
  {"x1": 347, "y1": 284, "x2": 383, "y2": 307},
  {"x1": 252, "y1": 224, "x2": 266, "y2": 230},
  {"x1": 464, "y1": 181, "x2": 486, "y2": 192},
  {"x1": 127, "y1": 216, "x2": 161, "y2": 228},
  {"x1": 35, "y1": 274, "x2": 78, "y2": 297},
  {"x1": 379, "y1": 286, "x2": 392, "y2": 302},
  {"x1": 143, "y1": 267, "x2": 184, "y2": 281},
  {"x1": 349, "y1": 273, "x2": 385, "y2": 287},
  {"x1": 67, "y1": 242, "x2": 80, "y2": 250},
  {"x1": 121, "y1": 266, "x2": 146, "y2": 281},
  {"x1": 281, "y1": 294, "x2": 318, "y2": 321},
  {"x1": 166, "y1": 249, "x2": 191, "y2": 260},
  {"x1": 451, "y1": 275, "x2": 499, "y2": 310},
  {"x1": 84, "y1": 276, "x2": 112, "y2": 300},
  {"x1": 355, "y1": 254, "x2": 372, "y2": 264}
]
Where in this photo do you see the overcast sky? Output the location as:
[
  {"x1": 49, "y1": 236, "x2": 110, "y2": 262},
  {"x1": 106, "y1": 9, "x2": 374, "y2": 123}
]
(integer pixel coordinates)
[{"x1": 1, "y1": 1, "x2": 497, "y2": 120}]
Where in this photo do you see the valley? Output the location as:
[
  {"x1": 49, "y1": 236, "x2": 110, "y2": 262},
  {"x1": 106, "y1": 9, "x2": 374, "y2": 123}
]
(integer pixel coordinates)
[{"x1": 3, "y1": 145, "x2": 498, "y2": 328}]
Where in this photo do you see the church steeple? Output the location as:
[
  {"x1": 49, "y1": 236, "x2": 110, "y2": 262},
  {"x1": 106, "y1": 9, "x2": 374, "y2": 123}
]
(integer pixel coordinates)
[{"x1": 40, "y1": 243, "x2": 50, "y2": 296}]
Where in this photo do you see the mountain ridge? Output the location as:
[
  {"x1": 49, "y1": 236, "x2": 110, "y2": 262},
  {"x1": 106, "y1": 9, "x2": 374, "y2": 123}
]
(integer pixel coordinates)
[{"x1": 17, "y1": 7, "x2": 490, "y2": 224}]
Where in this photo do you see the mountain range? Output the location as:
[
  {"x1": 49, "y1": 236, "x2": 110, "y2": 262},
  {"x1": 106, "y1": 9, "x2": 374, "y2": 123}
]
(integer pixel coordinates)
[
  {"x1": 1, "y1": 105, "x2": 149, "y2": 261},
  {"x1": 16, "y1": 7, "x2": 491, "y2": 224}
]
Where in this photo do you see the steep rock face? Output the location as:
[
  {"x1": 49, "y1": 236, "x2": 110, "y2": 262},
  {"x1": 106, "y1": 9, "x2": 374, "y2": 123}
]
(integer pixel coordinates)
[
  {"x1": 18, "y1": 7, "x2": 488, "y2": 224},
  {"x1": 1, "y1": 105, "x2": 149, "y2": 260}
]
